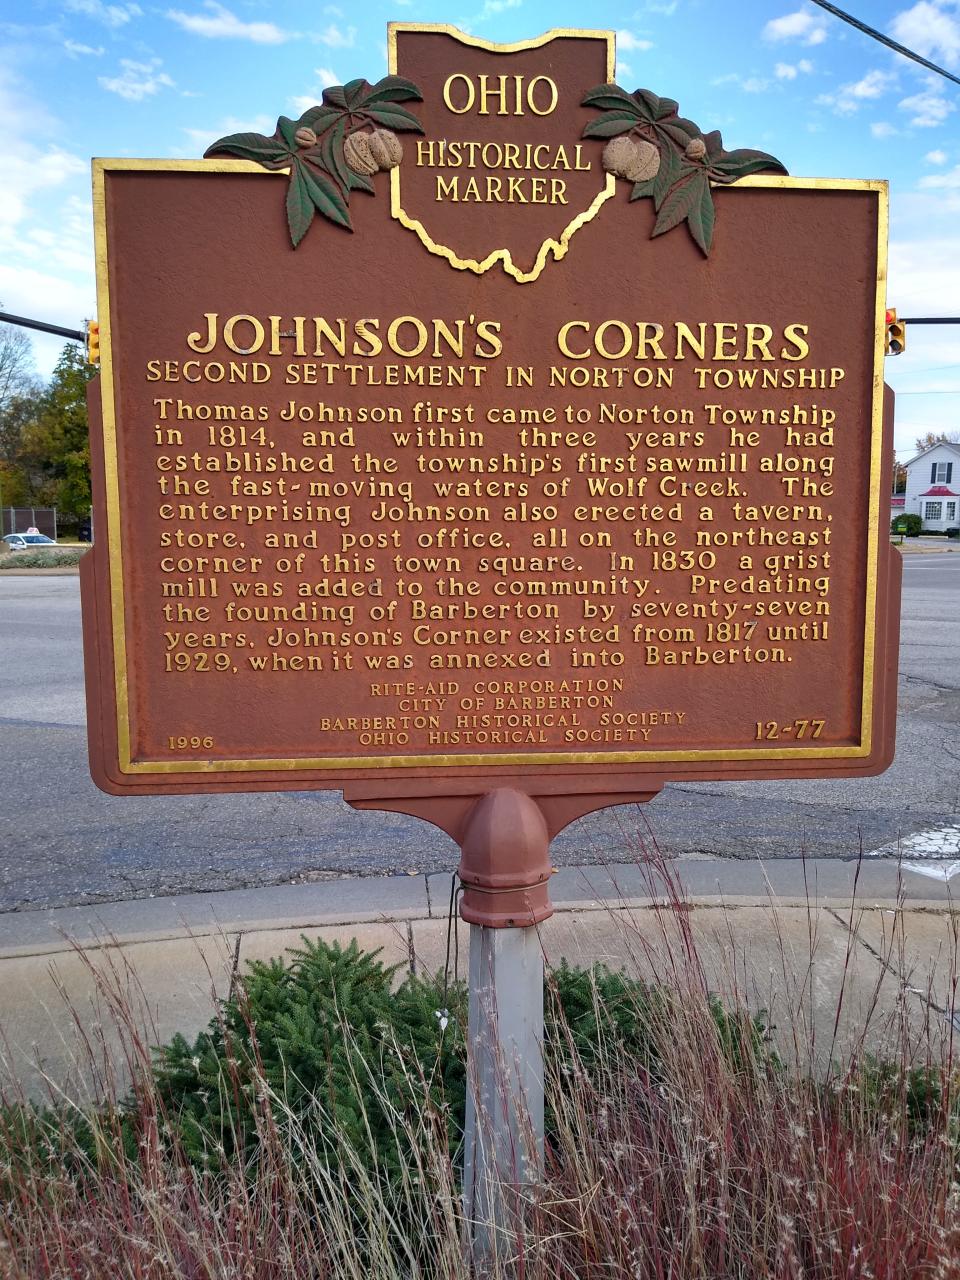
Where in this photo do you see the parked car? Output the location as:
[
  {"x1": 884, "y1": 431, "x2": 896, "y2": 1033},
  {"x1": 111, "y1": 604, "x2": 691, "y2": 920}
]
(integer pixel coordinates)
[{"x1": 2, "y1": 533, "x2": 57, "y2": 550}]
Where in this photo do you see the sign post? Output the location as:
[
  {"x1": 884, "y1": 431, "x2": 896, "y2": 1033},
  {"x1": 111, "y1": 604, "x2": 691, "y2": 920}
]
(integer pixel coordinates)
[
  {"x1": 459, "y1": 789, "x2": 550, "y2": 1254},
  {"x1": 82, "y1": 22, "x2": 901, "y2": 1259}
]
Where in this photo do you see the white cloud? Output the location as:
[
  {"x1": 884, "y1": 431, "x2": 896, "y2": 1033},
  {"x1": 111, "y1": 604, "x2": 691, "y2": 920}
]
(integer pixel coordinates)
[
  {"x1": 888, "y1": 235, "x2": 960, "y2": 322},
  {"x1": 0, "y1": 75, "x2": 93, "y2": 376},
  {"x1": 65, "y1": 0, "x2": 141, "y2": 28},
  {"x1": 712, "y1": 72, "x2": 770, "y2": 93},
  {"x1": 317, "y1": 23, "x2": 356, "y2": 48},
  {"x1": 99, "y1": 58, "x2": 174, "y2": 101},
  {"x1": 919, "y1": 163, "x2": 960, "y2": 188},
  {"x1": 775, "y1": 58, "x2": 813, "y2": 79},
  {"x1": 618, "y1": 30, "x2": 654, "y2": 52},
  {"x1": 166, "y1": 2, "x2": 290, "y2": 43},
  {"x1": 763, "y1": 7, "x2": 827, "y2": 45},
  {"x1": 64, "y1": 40, "x2": 105, "y2": 56},
  {"x1": 871, "y1": 121, "x2": 898, "y2": 138},
  {"x1": 899, "y1": 78, "x2": 955, "y2": 127},
  {"x1": 817, "y1": 69, "x2": 895, "y2": 114},
  {"x1": 616, "y1": 59, "x2": 632, "y2": 82},
  {"x1": 0, "y1": 263, "x2": 94, "y2": 352},
  {"x1": 926, "y1": 148, "x2": 948, "y2": 163},
  {"x1": 890, "y1": 2, "x2": 960, "y2": 69},
  {"x1": 0, "y1": 148, "x2": 86, "y2": 231},
  {"x1": 179, "y1": 114, "x2": 275, "y2": 156},
  {"x1": 885, "y1": 234, "x2": 960, "y2": 452},
  {"x1": 473, "y1": 0, "x2": 522, "y2": 20},
  {"x1": 291, "y1": 68, "x2": 340, "y2": 117}
]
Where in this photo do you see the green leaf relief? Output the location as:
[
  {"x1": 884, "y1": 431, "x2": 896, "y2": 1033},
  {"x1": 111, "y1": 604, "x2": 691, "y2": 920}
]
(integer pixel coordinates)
[
  {"x1": 687, "y1": 177, "x2": 716, "y2": 255},
  {"x1": 276, "y1": 116, "x2": 300, "y2": 150},
  {"x1": 652, "y1": 172, "x2": 700, "y2": 238},
  {"x1": 203, "y1": 132, "x2": 289, "y2": 166},
  {"x1": 582, "y1": 82, "x2": 788, "y2": 256},
  {"x1": 582, "y1": 113, "x2": 641, "y2": 139},
  {"x1": 321, "y1": 118, "x2": 351, "y2": 193},
  {"x1": 285, "y1": 164, "x2": 315, "y2": 248},
  {"x1": 360, "y1": 77, "x2": 423, "y2": 106},
  {"x1": 301, "y1": 164, "x2": 351, "y2": 231},
  {"x1": 361, "y1": 102, "x2": 425, "y2": 132},
  {"x1": 581, "y1": 84, "x2": 642, "y2": 112},
  {"x1": 652, "y1": 145, "x2": 683, "y2": 211}
]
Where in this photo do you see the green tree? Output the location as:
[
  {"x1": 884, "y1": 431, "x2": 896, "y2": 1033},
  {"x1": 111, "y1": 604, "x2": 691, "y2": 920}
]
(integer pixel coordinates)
[
  {"x1": 0, "y1": 314, "x2": 40, "y2": 519},
  {"x1": 20, "y1": 344, "x2": 93, "y2": 522}
]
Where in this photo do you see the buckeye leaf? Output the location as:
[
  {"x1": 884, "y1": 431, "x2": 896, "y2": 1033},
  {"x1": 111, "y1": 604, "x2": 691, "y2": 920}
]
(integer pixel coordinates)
[
  {"x1": 361, "y1": 76, "x2": 423, "y2": 106},
  {"x1": 651, "y1": 172, "x2": 701, "y2": 238},
  {"x1": 286, "y1": 164, "x2": 316, "y2": 247},
  {"x1": 204, "y1": 132, "x2": 290, "y2": 166},
  {"x1": 703, "y1": 129, "x2": 724, "y2": 158},
  {"x1": 301, "y1": 162, "x2": 351, "y2": 230},
  {"x1": 686, "y1": 176, "x2": 715, "y2": 255},
  {"x1": 582, "y1": 112, "x2": 641, "y2": 138},
  {"x1": 362, "y1": 102, "x2": 424, "y2": 131},
  {"x1": 632, "y1": 89, "x2": 662, "y2": 121},
  {"x1": 321, "y1": 118, "x2": 351, "y2": 193},
  {"x1": 322, "y1": 85, "x2": 347, "y2": 109},
  {"x1": 345, "y1": 167, "x2": 375, "y2": 194},
  {"x1": 713, "y1": 148, "x2": 789, "y2": 180},
  {"x1": 651, "y1": 144, "x2": 682, "y2": 211},
  {"x1": 657, "y1": 117, "x2": 700, "y2": 149},
  {"x1": 630, "y1": 176, "x2": 657, "y2": 201},
  {"x1": 344, "y1": 79, "x2": 370, "y2": 110},
  {"x1": 276, "y1": 116, "x2": 300, "y2": 149},
  {"x1": 581, "y1": 84, "x2": 641, "y2": 112},
  {"x1": 297, "y1": 105, "x2": 343, "y2": 134}
]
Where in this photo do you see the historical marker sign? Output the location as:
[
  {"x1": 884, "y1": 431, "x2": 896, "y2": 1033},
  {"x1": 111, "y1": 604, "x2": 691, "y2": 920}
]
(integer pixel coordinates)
[{"x1": 83, "y1": 24, "x2": 899, "y2": 797}]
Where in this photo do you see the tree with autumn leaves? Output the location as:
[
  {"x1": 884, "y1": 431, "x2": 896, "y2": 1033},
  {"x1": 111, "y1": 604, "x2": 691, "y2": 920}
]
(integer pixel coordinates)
[{"x1": 0, "y1": 323, "x2": 93, "y2": 530}]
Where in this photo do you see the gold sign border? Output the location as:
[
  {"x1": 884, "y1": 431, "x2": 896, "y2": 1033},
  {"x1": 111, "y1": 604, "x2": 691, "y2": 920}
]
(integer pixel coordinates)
[
  {"x1": 92, "y1": 158, "x2": 887, "y2": 775},
  {"x1": 387, "y1": 23, "x2": 617, "y2": 284}
]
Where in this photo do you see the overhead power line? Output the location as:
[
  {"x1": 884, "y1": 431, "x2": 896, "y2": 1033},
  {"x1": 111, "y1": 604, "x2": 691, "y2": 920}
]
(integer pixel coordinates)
[{"x1": 808, "y1": 0, "x2": 960, "y2": 87}]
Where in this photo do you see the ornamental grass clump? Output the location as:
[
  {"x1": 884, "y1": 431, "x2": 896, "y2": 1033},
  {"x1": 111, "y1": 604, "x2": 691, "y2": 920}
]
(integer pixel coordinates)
[{"x1": 2, "y1": 861, "x2": 959, "y2": 1277}]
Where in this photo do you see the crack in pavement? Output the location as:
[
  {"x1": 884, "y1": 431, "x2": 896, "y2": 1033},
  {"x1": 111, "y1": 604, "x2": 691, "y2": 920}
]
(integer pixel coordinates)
[{"x1": 824, "y1": 905, "x2": 960, "y2": 1030}]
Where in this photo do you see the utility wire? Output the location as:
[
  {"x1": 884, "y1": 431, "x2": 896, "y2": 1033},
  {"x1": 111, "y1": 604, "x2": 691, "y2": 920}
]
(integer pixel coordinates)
[{"x1": 808, "y1": 0, "x2": 960, "y2": 87}]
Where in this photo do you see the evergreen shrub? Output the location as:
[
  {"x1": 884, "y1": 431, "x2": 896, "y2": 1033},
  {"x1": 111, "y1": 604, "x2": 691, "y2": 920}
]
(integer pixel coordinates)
[{"x1": 150, "y1": 937, "x2": 773, "y2": 1176}]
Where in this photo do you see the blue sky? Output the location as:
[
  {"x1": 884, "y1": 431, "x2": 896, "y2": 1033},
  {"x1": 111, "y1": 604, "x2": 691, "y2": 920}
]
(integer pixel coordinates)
[{"x1": 1, "y1": 0, "x2": 958, "y2": 458}]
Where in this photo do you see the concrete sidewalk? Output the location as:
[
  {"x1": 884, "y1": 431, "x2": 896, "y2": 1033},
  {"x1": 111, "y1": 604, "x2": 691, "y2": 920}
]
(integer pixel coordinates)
[{"x1": 1, "y1": 857, "x2": 958, "y2": 1097}]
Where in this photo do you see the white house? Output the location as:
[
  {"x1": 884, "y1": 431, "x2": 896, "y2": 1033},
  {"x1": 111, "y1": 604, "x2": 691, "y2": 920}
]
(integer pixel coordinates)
[{"x1": 898, "y1": 441, "x2": 960, "y2": 533}]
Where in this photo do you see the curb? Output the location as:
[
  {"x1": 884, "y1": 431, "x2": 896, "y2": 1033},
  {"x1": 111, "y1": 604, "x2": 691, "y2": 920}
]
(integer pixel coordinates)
[{"x1": 1, "y1": 857, "x2": 954, "y2": 961}]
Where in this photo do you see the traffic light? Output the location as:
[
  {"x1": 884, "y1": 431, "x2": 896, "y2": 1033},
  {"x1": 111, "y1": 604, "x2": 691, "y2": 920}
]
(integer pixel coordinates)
[
  {"x1": 885, "y1": 308, "x2": 906, "y2": 356},
  {"x1": 87, "y1": 320, "x2": 100, "y2": 365}
]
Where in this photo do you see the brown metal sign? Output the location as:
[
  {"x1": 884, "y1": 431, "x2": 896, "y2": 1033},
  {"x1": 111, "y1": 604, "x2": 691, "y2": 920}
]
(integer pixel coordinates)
[{"x1": 83, "y1": 24, "x2": 899, "y2": 802}]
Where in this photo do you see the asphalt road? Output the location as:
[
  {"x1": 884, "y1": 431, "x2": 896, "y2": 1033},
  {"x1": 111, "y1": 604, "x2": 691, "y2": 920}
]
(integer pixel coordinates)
[{"x1": 1, "y1": 551, "x2": 958, "y2": 912}]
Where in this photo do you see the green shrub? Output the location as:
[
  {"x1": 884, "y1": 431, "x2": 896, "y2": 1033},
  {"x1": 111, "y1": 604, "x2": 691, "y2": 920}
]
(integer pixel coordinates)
[
  {"x1": 891, "y1": 512, "x2": 922, "y2": 537},
  {"x1": 152, "y1": 938, "x2": 467, "y2": 1178},
  {"x1": 0, "y1": 546, "x2": 86, "y2": 569},
  {"x1": 149, "y1": 938, "x2": 774, "y2": 1179}
]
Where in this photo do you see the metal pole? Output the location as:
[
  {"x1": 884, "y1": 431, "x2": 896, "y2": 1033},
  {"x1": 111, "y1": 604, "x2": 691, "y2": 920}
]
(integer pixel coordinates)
[
  {"x1": 456, "y1": 789, "x2": 553, "y2": 1267},
  {"x1": 463, "y1": 923, "x2": 545, "y2": 1259}
]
